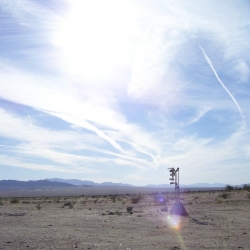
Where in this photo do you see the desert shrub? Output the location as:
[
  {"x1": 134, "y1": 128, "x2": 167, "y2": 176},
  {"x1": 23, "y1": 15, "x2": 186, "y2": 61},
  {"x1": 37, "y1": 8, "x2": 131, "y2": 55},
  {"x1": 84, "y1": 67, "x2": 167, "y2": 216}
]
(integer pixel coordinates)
[
  {"x1": 126, "y1": 206, "x2": 133, "y2": 213},
  {"x1": 94, "y1": 199, "x2": 98, "y2": 204},
  {"x1": 131, "y1": 194, "x2": 143, "y2": 204},
  {"x1": 0, "y1": 199, "x2": 3, "y2": 206},
  {"x1": 10, "y1": 198, "x2": 19, "y2": 204},
  {"x1": 243, "y1": 184, "x2": 250, "y2": 191},
  {"x1": 36, "y1": 203, "x2": 41, "y2": 210},
  {"x1": 69, "y1": 204, "x2": 74, "y2": 209},
  {"x1": 220, "y1": 193, "x2": 230, "y2": 199},
  {"x1": 215, "y1": 199, "x2": 222, "y2": 204},
  {"x1": 225, "y1": 184, "x2": 234, "y2": 191},
  {"x1": 64, "y1": 201, "x2": 72, "y2": 206}
]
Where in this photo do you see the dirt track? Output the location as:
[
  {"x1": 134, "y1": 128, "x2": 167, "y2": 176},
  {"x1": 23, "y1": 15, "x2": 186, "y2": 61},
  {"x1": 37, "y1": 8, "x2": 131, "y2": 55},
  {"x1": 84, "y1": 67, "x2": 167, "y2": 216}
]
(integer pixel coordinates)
[{"x1": 0, "y1": 190, "x2": 250, "y2": 249}]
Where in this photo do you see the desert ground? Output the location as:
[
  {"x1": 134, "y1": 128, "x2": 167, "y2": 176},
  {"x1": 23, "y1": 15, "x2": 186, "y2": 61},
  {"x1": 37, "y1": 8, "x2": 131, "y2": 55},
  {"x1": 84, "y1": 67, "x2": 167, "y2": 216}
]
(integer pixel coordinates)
[{"x1": 0, "y1": 189, "x2": 250, "y2": 250}]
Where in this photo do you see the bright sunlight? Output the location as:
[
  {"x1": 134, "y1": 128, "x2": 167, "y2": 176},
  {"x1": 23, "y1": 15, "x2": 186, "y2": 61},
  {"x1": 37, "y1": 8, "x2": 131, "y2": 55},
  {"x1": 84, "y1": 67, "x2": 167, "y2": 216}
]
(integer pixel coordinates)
[{"x1": 53, "y1": 0, "x2": 140, "y2": 80}]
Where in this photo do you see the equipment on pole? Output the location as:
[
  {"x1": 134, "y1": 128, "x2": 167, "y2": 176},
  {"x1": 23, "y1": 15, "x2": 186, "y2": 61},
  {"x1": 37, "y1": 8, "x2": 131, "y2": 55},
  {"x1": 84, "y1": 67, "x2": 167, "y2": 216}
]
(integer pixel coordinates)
[{"x1": 168, "y1": 167, "x2": 188, "y2": 216}]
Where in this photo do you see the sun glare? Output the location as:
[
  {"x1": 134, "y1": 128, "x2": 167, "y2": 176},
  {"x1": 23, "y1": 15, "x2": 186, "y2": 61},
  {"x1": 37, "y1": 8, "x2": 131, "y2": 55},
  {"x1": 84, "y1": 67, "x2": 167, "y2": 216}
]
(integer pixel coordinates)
[
  {"x1": 167, "y1": 215, "x2": 182, "y2": 230},
  {"x1": 53, "y1": 0, "x2": 139, "y2": 80}
]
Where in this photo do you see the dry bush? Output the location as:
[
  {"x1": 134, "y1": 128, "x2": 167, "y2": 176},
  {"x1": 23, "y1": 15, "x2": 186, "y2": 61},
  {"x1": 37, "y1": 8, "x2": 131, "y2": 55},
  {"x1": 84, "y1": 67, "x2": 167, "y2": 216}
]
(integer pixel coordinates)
[
  {"x1": 10, "y1": 198, "x2": 19, "y2": 204},
  {"x1": 36, "y1": 203, "x2": 42, "y2": 210},
  {"x1": 64, "y1": 201, "x2": 72, "y2": 206},
  {"x1": 215, "y1": 199, "x2": 222, "y2": 204},
  {"x1": 131, "y1": 194, "x2": 143, "y2": 204},
  {"x1": 219, "y1": 193, "x2": 230, "y2": 199},
  {"x1": 225, "y1": 184, "x2": 234, "y2": 191},
  {"x1": 243, "y1": 184, "x2": 250, "y2": 191}
]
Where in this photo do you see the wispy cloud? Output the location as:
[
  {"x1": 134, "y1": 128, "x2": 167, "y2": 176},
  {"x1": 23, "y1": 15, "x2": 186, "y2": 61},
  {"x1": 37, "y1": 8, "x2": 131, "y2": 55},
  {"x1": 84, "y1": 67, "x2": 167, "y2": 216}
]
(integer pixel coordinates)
[
  {"x1": 27, "y1": 114, "x2": 35, "y2": 136},
  {"x1": 199, "y1": 45, "x2": 244, "y2": 120},
  {"x1": 1, "y1": 0, "x2": 250, "y2": 184},
  {"x1": 186, "y1": 107, "x2": 211, "y2": 125}
]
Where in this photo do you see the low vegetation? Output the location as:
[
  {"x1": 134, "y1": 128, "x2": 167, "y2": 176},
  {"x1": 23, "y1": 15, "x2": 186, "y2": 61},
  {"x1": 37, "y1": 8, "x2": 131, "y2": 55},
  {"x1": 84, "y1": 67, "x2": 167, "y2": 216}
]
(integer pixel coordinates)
[
  {"x1": 220, "y1": 193, "x2": 230, "y2": 199},
  {"x1": 243, "y1": 184, "x2": 250, "y2": 191},
  {"x1": 36, "y1": 203, "x2": 41, "y2": 210},
  {"x1": 10, "y1": 198, "x2": 19, "y2": 204},
  {"x1": 225, "y1": 184, "x2": 234, "y2": 191},
  {"x1": 131, "y1": 194, "x2": 143, "y2": 204}
]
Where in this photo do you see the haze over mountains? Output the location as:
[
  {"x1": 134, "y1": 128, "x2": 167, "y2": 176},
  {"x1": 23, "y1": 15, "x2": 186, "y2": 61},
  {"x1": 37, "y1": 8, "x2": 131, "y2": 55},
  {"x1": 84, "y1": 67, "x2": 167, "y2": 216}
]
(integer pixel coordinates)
[
  {"x1": 46, "y1": 178, "x2": 227, "y2": 188},
  {"x1": 46, "y1": 178, "x2": 133, "y2": 187},
  {"x1": 0, "y1": 178, "x2": 233, "y2": 191},
  {"x1": 0, "y1": 180, "x2": 74, "y2": 191}
]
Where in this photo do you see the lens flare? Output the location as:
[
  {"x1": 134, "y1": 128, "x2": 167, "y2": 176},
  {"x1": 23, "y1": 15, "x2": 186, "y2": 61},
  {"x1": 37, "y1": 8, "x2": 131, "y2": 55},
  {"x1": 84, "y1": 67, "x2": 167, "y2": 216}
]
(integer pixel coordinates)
[
  {"x1": 165, "y1": 215, "x2": 188, "y2": 250},
  {"x1": 167, "y1": 215, "x2": 180, "y2": 230}
]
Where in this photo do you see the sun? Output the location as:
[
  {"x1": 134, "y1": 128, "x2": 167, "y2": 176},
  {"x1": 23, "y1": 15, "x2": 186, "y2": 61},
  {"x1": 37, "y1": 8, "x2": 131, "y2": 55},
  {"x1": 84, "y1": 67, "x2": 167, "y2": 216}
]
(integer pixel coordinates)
[{"x1": 53, "y1": 0, "x2": 139, "y2": 81}]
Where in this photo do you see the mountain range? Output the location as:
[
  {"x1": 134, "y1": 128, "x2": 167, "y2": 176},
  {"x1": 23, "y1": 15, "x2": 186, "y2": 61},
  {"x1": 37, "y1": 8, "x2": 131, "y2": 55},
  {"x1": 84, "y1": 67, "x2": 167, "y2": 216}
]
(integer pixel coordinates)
[
  {"x1": 0, "y1": 180, "x2": 74, "y2": 190},
  {"x1": 46, "y1": 179, "x2": 228, "y2": 188},
  {"x1": 46, "y1": 178, "x2": 133, "y2": 187},
  {"x1": 0, "y1": 178, "x2": 245, "y2": 191}
]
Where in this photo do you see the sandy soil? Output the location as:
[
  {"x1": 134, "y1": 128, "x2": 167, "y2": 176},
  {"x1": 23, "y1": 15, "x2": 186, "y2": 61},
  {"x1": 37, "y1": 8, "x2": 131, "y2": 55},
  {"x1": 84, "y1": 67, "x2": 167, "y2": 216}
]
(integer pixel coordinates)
[{"x1": 0, "y1": 190, "x2": 250, "y2": 250}]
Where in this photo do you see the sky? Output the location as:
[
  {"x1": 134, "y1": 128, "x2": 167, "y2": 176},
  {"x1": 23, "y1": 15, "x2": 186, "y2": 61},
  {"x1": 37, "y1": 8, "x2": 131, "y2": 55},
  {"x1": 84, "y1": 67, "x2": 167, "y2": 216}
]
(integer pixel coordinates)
[{"x1": 0, "y1": 0, "x2": 250, "y2": 186}]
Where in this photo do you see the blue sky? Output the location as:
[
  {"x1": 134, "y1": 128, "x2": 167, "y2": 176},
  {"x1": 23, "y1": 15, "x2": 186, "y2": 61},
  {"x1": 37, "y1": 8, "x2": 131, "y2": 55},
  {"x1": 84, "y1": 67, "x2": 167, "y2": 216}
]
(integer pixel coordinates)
[{"x1": 0, "y1": 0, "x2": 250, "y2": 185}]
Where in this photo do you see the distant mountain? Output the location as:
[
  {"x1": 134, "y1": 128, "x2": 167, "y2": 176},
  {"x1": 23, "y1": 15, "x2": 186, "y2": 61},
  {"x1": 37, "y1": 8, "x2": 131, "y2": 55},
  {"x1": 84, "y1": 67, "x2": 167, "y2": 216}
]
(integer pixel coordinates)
[
  {"x1": 46, "y1": 178, "x2": 98, "y2": 186},
  {"x1": 1, "y1": 179, "x2": 242, "y2": 191},
  {"x1": 46, "y1": 178, "x2": 133, "y2": 187},
  {"x1": 46, "y1": 179, "x2": 228, "y2": 188},
  {"x1": 145, "y1": 183, "x2": 226, "y2": 188},
  {"x1": 186, "y1": 183, "x2": 225, "y2": 187},
  {"x1": 100, "y1": 182, "x2": 133, "y2": 187},
  {"x1": 145, "y1": 184, "x2": 172, "y2": 188},
  {"x1": 0, "y1": 180, "x2": 75, "y2": 190}
]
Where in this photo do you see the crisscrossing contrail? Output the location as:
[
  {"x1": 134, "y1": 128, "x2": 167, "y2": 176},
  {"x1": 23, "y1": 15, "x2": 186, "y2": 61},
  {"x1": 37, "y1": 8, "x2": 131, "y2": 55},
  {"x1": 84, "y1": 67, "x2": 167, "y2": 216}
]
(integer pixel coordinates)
[
  {"x1": 199, "y1": 45, "x2": 244, "y2": 120},
  {"x1": 28, "y1": 114, "x2": 35, "y2": 135}
]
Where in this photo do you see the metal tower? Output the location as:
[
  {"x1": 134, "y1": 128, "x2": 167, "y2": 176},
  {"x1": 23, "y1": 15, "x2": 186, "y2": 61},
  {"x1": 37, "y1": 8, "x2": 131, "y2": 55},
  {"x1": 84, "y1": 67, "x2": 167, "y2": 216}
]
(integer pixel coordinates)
[
  {"x1": 168, "y1": 167, "x2": 188, "y2": 216},
  {"x1": 168, "y1": 167, "x2": 180, "y2": 203}
]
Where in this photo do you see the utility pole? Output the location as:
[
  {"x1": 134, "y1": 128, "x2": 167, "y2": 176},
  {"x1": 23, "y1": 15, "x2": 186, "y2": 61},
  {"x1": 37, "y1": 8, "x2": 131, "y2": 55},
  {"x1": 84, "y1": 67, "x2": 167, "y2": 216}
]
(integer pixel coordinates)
[
  {"x1": 168, "y1": 167, "x2": 188, "y2": 216},
  {"x1": 168, "y1": 167, "x2": 180, "y2": 203}
]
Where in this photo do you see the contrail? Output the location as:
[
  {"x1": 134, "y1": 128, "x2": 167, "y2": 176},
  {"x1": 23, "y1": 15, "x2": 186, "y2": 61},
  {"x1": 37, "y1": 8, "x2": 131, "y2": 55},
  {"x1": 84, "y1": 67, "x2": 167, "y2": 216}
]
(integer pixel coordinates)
[
  {"x1": 28, "y1": 114, "x2": 35, "y2": 135},
  {"x1": 0, "y1": 144, "x2": 111, "y2": 166},
  {"x1": 199, "y1": 45, "x2": 244, "y2": 120},
  {"x1": 45, "y1": 110, "x2": 125, "y2": 153}
]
